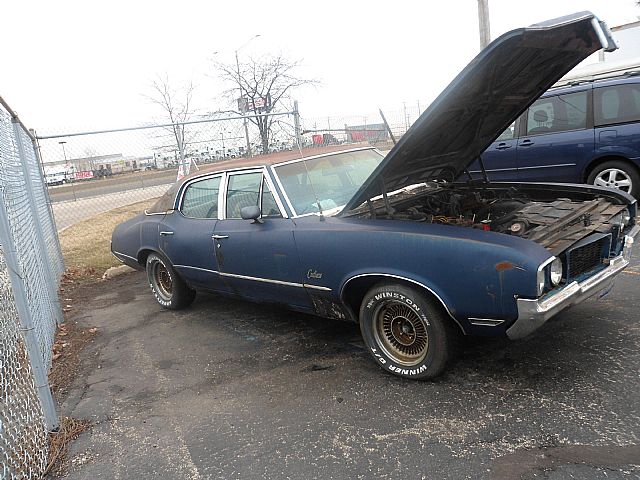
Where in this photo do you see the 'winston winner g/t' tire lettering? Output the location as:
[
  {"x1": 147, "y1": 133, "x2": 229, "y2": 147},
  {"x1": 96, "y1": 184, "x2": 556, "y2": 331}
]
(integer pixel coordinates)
[{"x1": 359, "y1": 283, "x2": 457, "y2": 379}]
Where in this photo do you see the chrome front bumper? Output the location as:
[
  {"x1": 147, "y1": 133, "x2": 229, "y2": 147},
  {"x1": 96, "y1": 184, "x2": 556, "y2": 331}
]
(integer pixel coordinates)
[{"x1": 507, "y1": 225, "x2": 640, "y2": 340}]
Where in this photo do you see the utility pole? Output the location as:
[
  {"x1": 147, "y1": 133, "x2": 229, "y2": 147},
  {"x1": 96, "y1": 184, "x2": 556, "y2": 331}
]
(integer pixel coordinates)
[{"x1": 477, "y1": 0, "x2": 491, "y2": 50}]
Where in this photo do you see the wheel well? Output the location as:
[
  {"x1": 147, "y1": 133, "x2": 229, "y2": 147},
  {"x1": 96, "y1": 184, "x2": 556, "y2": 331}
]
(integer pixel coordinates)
[
  {"x1": 584, "y1": 156, "x2": 638, "y2": 183},
  {"x1": 137, "y1": 249, "x2": 153, "y2": 267},
  {"x1": 340, "y1": 275, "x2": 465, "y2": 334}
]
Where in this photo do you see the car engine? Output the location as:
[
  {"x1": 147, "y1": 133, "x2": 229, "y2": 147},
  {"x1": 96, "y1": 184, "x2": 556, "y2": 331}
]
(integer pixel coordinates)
[{"x1": 346, "y1": 185, "x2": 630, "y2": 255}]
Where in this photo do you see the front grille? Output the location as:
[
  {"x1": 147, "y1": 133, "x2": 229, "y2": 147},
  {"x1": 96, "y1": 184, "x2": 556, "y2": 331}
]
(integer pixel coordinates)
[{"x1": 566, "y1": 236, "x2": 608, "y2": 279}]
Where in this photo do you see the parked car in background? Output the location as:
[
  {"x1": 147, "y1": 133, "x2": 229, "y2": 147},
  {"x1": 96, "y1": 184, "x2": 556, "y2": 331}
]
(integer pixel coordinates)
[
  {"x1": 45, "y1": 171, "x2": 67, "y2": 186},
  {"x1": 469, "y1": 63, "x2": 640, "y2": 197},
  {"x1": 112, "y1": 13, "x2": 639, "y2": 380}
]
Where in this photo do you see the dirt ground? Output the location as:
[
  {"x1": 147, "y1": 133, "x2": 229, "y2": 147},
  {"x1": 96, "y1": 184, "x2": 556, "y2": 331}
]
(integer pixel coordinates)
[{"x1": 48, "y1": 249, "x2": 640, "y2": 479}]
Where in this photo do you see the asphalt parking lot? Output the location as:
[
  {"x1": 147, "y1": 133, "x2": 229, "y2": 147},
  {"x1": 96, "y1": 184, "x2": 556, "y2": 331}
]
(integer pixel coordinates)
[{"x1": 58, "y1": 251, "x2": 640, "y2": 479}]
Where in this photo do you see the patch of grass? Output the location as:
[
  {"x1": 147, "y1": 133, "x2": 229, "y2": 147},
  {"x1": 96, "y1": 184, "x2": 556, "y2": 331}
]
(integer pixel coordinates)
[{"x1": 59, "y1": 199, "x2": 156, "y2": 282}]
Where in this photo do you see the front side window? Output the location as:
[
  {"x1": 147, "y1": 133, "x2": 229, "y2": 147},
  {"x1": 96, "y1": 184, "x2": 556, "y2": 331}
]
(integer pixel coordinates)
[
  {"x1": 226, "y1": 172, "x2": 262, "y2": 219},
  {"x1": 261, "y1": 182, "x2": 282, "y2": 218},
  {"x1": 181, "y1": 176, "x2": 221, "y2": 219},
  {"x1": 526, "y1": 91, "x2": 587, "y2": 136},
  {"x1": 274, "y1": 149, "x2": 384, "y2": 215},
  {"x1": 496, "y1": 122, "x2": 516, "y2": 141},
  {"x1": 595, "y1": 84, "x2": 640, "y2": 126}
]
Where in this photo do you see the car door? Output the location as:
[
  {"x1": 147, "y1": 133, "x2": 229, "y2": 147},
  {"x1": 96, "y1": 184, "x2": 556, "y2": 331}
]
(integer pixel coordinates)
[
  {"x1": 594, "y1": 82, "x2": 640, "y2": 165},
  {"x1": 159, "y1": 174, "x2": 229, "y2": 292},
  {"x1": 515, "y1": 89, "x2": 593, "y2": 183},
  {"x1": 469, "y1": 121, "x2": 519, "y2": 181},
  {"x1": 212, "y1": 169, "x2": 311, "y2": 308}
]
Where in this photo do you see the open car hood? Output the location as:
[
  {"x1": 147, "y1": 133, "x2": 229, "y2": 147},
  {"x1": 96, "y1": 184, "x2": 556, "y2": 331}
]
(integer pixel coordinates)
[{"x1": 343, "y1": 12, "x2": 616, "y2": 213}]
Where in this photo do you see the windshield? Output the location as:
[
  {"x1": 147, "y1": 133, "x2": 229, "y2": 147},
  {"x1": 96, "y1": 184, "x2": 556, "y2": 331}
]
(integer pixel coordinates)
[{"x1": 274, "y1": 149, "x2": 384, "y2": 216}]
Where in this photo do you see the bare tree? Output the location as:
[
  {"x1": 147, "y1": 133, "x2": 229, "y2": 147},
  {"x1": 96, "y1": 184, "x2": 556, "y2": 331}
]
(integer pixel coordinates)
[
  {"x1": 216, "y1": 55, "x2": 318, "y2": 154},
  {"x1": 145, "y1": 75, "x2": 196, "y2": 175}
]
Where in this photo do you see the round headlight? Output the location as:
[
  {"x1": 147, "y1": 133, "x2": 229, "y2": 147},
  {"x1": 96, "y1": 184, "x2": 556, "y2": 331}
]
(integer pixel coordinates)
[{"x1": 550, "y1": 258, "x2": 563, "y2": 286}]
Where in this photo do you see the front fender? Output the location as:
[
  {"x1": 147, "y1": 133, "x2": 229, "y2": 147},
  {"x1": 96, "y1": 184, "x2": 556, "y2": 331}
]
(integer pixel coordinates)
[{"x1": 294, "y1": 217, "x2": 551, "y2": 333}]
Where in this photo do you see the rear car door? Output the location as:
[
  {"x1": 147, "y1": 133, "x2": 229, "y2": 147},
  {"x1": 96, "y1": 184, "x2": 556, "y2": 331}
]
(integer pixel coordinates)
[
  {"x1": 212, "y1": 169, "x2": 311, "y2": 308},
  {"x1": 159, "y1": 174, "x2": 228, "y2": 292},
  {"x1": 516, "y1": 89, "x2": 593, "y2": 183},
  {"x1": 594, "y1": 81, "x2": 640, "y2": 164}
]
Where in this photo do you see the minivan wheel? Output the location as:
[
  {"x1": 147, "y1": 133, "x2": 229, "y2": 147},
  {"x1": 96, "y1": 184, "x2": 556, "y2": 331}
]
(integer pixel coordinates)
[
  {"x1": 146, "y1": 253, "x2": 196, "y2": 310},
  {"x1": 359, "y1": 283, "x2": 457, "y2": 380},
  {"x1": 587, "y1": 160, "x2": 640, "y2": 198}
]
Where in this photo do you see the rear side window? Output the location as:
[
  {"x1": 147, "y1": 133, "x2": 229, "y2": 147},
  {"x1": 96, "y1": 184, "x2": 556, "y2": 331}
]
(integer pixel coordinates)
[
  {"x1": 181, "y1": 176, "x2": 221, "y2": 218},
  {"x1": 594, "y1": 84, "x2": 640, "y2": 126},
  {"x1": 526, "y1": 91, "x2": 587, "y2": 136}
]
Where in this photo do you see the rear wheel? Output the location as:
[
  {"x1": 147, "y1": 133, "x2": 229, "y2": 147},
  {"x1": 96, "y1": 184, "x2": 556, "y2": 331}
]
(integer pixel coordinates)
[
  {"x1": 587, "y1": 160, "x2": 639, "y2": 198},
  {"x1": 146, "y1": 253, "x2": 195, "y2": 310},
  {"x1": 359, "y1": 283, "x2": 457, "y2": 379}
]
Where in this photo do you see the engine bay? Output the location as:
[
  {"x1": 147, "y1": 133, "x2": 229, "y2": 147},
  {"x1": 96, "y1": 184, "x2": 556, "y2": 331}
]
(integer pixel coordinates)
[{"x1": 346, "y1": 185, "x2": 629, "y2": 255}]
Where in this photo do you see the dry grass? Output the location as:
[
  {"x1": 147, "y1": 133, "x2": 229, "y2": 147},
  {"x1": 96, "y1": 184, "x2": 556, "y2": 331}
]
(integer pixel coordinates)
[
  {"x1": 59, "y1": 199, "x2": 156, "y2": 283},
  {"x1": 45, "y1": 416, "x2": 92, "y2": 477}
]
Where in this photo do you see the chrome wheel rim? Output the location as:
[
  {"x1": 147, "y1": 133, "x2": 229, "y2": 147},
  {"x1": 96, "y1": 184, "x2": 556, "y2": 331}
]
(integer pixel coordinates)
[
  {"x1": 152, "y1": 261, "x2": 173, "y2": 300},
  {"x1": 373, "y1": 300, "x2": 428, "y2": 366},
  {"x1": 593, "y1": 168, "x2": 632, "y2": 193}
]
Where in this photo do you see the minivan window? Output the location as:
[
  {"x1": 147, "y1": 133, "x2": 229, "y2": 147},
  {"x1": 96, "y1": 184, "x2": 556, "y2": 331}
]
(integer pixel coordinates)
[
  {"x1": 496, "y1": 122, "x2": 516, "y2": 141},
  {"x1": 181, "y1": 176, "x2": 221, "y2": 219},
  {"x1": 594, "y1": 84, "x2": 640, "y2": 126},
  {"x1": 526, "y1": 91, "x2": 587, "y2": 136}
]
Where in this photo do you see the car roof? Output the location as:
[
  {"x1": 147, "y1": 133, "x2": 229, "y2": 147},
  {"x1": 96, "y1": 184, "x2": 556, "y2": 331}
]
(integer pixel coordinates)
[
  {"x1": 180, "y1": 144, "x2": 366, "y2": 180},
  {"x1": 145, "y1": 144, "x2": 375, "y2": 214},
  {"x1": 545, "y1": 72, "x2": 640, "y2": 96}
]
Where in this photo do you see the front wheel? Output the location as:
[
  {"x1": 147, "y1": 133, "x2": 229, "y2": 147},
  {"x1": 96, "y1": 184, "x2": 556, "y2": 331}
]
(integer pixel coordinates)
[
  {"x1": 359, "y1": 283, "x2": 457, "y2": 379},
  {"x1": 146, "y1": 253, "x2": 196, "y2": 310}
]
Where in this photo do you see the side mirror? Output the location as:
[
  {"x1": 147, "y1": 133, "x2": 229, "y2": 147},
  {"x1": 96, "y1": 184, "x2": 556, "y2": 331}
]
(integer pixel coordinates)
[{"x1": 241, "y1": 205, "x2": 263, "y2": 223}]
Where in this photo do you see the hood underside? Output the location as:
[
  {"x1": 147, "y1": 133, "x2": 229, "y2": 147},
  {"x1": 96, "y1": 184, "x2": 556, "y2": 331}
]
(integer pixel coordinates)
[{"x1": 344, "y1": 11, "x2": 616, "y2": 212}]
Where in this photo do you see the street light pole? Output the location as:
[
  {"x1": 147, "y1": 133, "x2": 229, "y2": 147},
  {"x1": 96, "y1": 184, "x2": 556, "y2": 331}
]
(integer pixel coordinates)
[
  {"x1": 58, "y1": 140, "x2": 76, "y2": 201},
  {"x1": 236, "y1": 34, "x2": 260, "y2": 158},
  {"x1": 59, "y1": 140, "x2": 67, "y2": 162}
]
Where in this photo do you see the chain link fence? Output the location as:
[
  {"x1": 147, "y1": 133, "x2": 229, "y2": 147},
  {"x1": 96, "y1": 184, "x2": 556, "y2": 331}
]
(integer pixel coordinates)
[
  {"x1": 37, "y1": 101, "x2": 422, "y2": 234},
  {"x1": 0, "y1": 97, "x2": 63, "y2": 479},
  {"x1": 37, "y1": 110, "x2": 301, "y2": 231}
]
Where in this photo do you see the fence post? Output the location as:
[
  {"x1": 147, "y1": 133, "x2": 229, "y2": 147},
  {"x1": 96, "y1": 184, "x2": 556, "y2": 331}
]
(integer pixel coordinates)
[
  {"x1": 32, "y1": 133, "x2": 65, "y2": 277},
  {"x1": 0, "y1": 188, "x2": 59, "y2": 431},
  {"x1": 293, "y1": 100, "x2": 302, "y2": 148},
  {"x1": 12, "y1": 119, "x2": 64, "y2": 326}
]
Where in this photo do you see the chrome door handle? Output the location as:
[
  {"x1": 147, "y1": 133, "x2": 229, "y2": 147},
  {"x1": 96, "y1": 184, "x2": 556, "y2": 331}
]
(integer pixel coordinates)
[
  {"x1": 211, "y1": 234, "x2": 229, "y2": 240},
  {"x1": 519, "y1": 139, "x2": 534, "y2": 146},
  {"x1": 160, "y1": 231, "x2": 174, "y2": 236},
  {"x1": 495, "y1": 143, "x2": 512, "y2": 150}
]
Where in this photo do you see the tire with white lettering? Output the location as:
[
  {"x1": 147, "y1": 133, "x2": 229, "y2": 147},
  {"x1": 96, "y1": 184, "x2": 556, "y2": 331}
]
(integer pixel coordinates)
[
  {"x1": 146, "y1": 253, "x2": 196, "y2": 310},
  {"x1": 359, "y1": 283, "x2": 455, "y2": 379}
]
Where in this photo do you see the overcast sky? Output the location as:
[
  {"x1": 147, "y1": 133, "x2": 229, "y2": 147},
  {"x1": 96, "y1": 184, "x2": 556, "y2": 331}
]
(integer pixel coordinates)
[{"x1": 2, "y1": 0, "x2": 639, "y2": 134}]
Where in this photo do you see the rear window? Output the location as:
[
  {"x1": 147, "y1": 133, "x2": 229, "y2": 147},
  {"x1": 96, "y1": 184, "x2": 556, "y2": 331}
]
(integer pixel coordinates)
[
  {"x1": 146, "y1": 182, "x2": 180, "y2": 214},
  {"x1": 526, "y1": 91, "x2": 587, "y2": 136},
  {"x1": 594, "y1": 83, "x2": 640, "y2": 126}
]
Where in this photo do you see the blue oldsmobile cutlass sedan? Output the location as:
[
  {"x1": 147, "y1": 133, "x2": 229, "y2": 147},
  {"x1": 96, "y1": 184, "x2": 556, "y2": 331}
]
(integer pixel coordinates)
[{"x1": 112, "y1": 12, "x2": 639, "y2": 379}]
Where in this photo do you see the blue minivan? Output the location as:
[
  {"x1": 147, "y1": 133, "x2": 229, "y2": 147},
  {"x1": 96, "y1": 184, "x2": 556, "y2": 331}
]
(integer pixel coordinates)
[{"x1": 469, "y1": 71, "x2": 640, "y2": 197}]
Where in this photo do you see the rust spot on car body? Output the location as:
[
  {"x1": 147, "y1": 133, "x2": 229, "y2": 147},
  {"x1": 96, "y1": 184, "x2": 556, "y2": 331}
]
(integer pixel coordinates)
[{"x1": 495, "y1": 261, "x2": 525, "y2": 272}]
